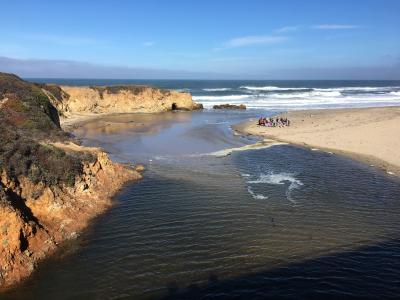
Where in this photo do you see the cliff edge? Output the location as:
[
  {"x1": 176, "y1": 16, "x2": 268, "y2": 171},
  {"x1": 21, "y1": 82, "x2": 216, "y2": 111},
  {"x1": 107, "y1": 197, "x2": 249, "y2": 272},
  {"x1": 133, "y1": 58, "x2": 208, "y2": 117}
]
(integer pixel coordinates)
[
  {"x1": 45, "y1": 85, "x2": 202, "y2": 117},
  {"x1": 0, "y1": 73, "x2": 144, "y2": 288}
]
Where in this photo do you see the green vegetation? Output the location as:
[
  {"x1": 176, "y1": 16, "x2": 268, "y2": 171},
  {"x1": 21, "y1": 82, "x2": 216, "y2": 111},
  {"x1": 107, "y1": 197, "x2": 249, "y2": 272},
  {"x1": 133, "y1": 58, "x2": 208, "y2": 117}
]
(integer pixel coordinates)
[
  {"x1": 0, "y1": 72, "x2": 93, "y2": 187},
  {"x1": 0, "y1": 129, "x2": 85, "y2": 187},
  {"x1": 90, "y1": 85, "x2": 170, "y2": 99},
  {"x1": 0, "y1": 73, "x2": 61, "y2": 134},
  {"x1": 35, "y1": 83, "x2": 70, "y2": 104}
]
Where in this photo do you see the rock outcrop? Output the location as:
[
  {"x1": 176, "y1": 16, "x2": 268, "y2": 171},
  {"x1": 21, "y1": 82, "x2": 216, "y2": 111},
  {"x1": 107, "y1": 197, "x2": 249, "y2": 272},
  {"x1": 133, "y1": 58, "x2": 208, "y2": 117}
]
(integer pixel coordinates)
[
  {"x1": 0, "y1": 150, "x2": 142, "y2": 288},
  {"x1": 0, "y1": 73, "x2": 145, "y2": 288},
  {"x1": 54, "y1": 85, "x2": 202, "y2": 117},
  {"x1": 213, "y1": 104, "x2": 246, "y2": 110}
]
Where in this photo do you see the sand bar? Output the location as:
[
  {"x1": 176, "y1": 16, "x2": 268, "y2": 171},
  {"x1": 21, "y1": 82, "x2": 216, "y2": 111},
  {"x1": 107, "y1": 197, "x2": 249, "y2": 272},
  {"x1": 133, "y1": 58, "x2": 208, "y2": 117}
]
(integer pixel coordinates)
[{"x1": 233, "y1": 106, "x2": 400, "y2": 175}]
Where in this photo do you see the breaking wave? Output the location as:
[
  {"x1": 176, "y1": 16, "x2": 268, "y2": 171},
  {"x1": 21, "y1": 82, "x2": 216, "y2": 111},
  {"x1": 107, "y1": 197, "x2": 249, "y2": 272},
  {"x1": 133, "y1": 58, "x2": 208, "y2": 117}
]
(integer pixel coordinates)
[
  {"x1": 240, "y1": 86, "x2": 311, "y2": 91},
  {"x1": 193, "y1": 85, "x2": 400, "y2": 109}
]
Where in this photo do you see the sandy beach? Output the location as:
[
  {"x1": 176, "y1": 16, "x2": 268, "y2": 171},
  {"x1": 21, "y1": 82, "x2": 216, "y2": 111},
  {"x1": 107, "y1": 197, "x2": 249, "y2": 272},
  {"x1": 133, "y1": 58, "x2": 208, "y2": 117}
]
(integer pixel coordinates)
[{"x1": 233, "y1": 106, "x2": 400, "y2": 175}]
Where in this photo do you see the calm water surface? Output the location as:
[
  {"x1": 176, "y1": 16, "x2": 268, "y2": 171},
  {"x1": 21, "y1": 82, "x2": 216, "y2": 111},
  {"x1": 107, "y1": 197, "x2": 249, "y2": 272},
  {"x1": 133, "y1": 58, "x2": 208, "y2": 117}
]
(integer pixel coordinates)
[{"x1": 2, "y1": 110, "x2": 400, "y2": 299}]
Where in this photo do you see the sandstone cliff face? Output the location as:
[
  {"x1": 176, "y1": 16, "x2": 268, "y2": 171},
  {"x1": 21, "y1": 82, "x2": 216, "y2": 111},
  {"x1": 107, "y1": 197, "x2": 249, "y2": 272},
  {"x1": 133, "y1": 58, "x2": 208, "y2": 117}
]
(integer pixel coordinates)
[
  {"x1": 57, "y1": 85, "x2": 202, "y2": 116},
  {"x1": 0, "y1": 149, "x2": 143, "y2": 288},
  {"x1": 0, "y1": 73, "x2": 149, "y2": 289}
]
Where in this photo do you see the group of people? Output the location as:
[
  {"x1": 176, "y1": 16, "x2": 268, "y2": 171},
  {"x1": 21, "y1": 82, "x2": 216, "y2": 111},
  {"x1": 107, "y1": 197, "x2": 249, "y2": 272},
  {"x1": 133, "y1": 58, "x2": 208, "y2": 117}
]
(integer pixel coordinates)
[{"x1": 258, "y1": 117, "x2": 291, "y2": 127}]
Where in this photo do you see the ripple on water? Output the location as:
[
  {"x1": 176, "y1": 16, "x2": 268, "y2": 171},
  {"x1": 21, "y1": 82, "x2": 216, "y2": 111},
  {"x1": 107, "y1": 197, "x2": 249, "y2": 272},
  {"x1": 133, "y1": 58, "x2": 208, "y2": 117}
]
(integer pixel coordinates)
[{"x1": 3, "y1": 125, "x2": 400, "y2": 300}]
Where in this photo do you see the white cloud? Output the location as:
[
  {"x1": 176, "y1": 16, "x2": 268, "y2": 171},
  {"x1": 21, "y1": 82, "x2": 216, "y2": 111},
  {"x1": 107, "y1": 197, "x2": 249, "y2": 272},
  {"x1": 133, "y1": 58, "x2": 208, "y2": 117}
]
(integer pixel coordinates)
[
  {"x1": 143, "y1": 41, "x2": 155, "y2": 47},
  {"x1": 275, "y1": 26, "x2": 300, "y2": 33},
  {"x1": 312, "y1": 24, "x2": 360, "y2": 30},
  {"x1": 223, "y1": 35, "x2": 287, "y2": 48}
]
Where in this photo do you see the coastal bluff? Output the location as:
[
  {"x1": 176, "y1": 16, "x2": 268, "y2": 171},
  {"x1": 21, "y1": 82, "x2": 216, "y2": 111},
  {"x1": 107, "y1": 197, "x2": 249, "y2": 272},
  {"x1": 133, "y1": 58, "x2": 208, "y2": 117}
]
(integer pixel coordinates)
[
  {"x1": 50, "y1": 85, "x2": 202, "y2": 117},
  {"x1": 0, "y1": 72, "x2": 205, "y2": 288}
]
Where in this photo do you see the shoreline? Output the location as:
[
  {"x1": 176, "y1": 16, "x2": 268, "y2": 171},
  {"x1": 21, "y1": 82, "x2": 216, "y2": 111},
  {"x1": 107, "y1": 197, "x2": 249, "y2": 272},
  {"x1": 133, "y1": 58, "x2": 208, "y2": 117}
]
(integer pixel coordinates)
[
  {"x1": 59, "y1": 110, "x2": 195, "y2": 132},
  {"x1": 60, "y1": 113, "x2": 117, "y2": 131},
  {"x1": 0, "y1": 142, "x2": 144, "y2": 290},
  {"x1": 233, "y1": 106, "x2": 400, "y2": 176}
]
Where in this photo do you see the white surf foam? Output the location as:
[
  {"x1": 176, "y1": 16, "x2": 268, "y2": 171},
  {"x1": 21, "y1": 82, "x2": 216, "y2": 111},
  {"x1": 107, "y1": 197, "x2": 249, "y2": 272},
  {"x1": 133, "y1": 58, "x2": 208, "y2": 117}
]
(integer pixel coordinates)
[
  {"x1": 314, "y1": 86, "x2": 400, "y2": 92},
  {"x1": 208, "y1": 140, "x2": 285, "y2": 157},
  {"x1": 248, "y1": 173, "x2": 302, "y2": 185},
  {"x1": 241, "y1": 86, "x2": 400, "y2": 93},
  {"x1": 193, "y1": 85, "x2": 400, "y2": 110},
  {"x1": 265, "y1": 91, "x2": 341, "y2": 98},
  {"x1": 195, "y1": 93, "x2": 400, "y2": 110},
  {"x1": 247, "y1": 172, "x2": 303, "y2": 203},
  {"x1": 247, "y1": 186, "x2": 268, "y2": 200},
  {"x1": 193, "y1": 95, "x2": 249, "y2": 101},
  {"x1": 240, "y1": 86, "x2": 310, "y2": 91}
]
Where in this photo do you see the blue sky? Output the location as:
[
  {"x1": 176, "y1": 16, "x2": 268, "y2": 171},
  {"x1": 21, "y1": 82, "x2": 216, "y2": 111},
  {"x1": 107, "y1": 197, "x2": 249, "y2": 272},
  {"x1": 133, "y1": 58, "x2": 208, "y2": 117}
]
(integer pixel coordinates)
[{"x1": 0, "y1": 0, "x2": 399, "y2": 79}]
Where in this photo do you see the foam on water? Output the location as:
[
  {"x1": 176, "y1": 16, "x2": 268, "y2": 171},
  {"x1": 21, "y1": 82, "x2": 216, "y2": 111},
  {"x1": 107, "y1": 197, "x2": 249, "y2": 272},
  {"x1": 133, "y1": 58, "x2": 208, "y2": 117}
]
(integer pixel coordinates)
[
  {"x1": 193, "y1": 95, "x2": 250, "y2": 101},
  {"x1": 195, "y1": 94, "x2": 400, "y2": 109},
  {"x1": 208, "y1": 140, "x2": 285, "y2": 157},
  {"x1": 266, "y1": 91, "x2": 341, "y2": 98},
  {"x1": 203, "y1": 88, "x2": 232, "y2": 92},
  {"x1": 314, "y1": 86, "x2": 400, "y2": 92},
  {"x1": 247, "y1": 172, "x2": 302, "y2": 186},
  {"x1": 247, "y1": 186, "x2": 268, "y2": 200},
  {"x1": 247, "y1": 172, "x2": 303, "y2": 203},
  {"x1": 193, "y1": 84, "x2": 400, "y2": 110},
  {"x1": 240, "y1": 86, "x2": 311, "y2": 91}
]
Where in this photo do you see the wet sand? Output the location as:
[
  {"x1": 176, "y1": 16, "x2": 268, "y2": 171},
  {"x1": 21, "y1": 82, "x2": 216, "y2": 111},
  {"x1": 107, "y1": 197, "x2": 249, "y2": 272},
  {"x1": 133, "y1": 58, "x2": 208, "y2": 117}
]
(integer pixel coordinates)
[
  {"x1": 60, "y1": 113, "x2": 187, "y2": 131},
  {"x1": 233, "y1": 106, "x2": 400, "y2": 175}
]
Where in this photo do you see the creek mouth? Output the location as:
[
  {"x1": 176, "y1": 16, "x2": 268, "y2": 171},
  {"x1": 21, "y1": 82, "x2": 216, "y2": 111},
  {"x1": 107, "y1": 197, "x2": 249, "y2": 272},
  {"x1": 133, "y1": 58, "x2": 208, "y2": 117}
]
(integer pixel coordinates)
[{"x1": 3, "y1": 110, "x2": 400, "y2": 299}]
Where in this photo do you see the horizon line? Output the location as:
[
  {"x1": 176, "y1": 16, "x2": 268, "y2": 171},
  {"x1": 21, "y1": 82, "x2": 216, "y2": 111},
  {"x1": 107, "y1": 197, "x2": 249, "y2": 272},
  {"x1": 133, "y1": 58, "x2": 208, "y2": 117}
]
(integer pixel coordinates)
[{"x1": 24, "y1": 77, "x2": 400, "y2": 81}]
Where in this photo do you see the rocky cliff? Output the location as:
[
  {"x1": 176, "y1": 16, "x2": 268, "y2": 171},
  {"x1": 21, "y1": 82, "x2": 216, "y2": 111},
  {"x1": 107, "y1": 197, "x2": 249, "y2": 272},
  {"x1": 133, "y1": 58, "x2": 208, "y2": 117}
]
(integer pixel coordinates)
[
  {"x1": 0, "y1": 73, "x2": 145, "y2": 288},
  {"x1": 53, "y1": 85, "x2": 202, "y2": 117},
  {"x1": 0, "y1": 150, "x2": 143, "y2": 288}
]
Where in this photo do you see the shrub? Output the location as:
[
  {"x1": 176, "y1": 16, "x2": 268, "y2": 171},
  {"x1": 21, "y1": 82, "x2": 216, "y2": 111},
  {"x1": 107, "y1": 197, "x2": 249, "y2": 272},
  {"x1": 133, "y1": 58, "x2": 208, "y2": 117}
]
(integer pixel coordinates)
[
  {"x1": 0, "y1": 73, "x2": 95, "y2": 187},
  {"x1": 89, "y1": 85, "x2": 171, "y2": 98}
]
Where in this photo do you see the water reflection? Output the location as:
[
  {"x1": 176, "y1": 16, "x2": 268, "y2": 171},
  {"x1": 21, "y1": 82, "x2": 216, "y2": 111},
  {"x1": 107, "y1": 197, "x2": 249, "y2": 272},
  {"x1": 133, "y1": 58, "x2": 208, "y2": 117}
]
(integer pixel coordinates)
[
  {"x1": 2, "y1": 110, "x2": 400, "y2": 299},
  {"x1": 73, "y1": 112, "x2": 191, "y2": 138}
]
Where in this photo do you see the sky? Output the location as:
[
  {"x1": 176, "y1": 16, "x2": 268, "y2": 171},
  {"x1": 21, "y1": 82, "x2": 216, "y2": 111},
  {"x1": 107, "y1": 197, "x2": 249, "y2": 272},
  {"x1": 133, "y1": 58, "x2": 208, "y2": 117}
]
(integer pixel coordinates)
[{"x1": 0, "y1": 0, "x2": 399, "y2": 79}]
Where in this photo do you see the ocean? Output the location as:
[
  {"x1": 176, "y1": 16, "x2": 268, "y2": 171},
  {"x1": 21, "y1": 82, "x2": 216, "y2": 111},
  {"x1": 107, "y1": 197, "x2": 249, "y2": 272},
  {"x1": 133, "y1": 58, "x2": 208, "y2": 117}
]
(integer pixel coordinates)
[
  {"x1": 3, "y1": 79, "x2": 399, "y2": 299},
  {"x1": 29, "y1": 79, "x2": 400, "y2": 110}
]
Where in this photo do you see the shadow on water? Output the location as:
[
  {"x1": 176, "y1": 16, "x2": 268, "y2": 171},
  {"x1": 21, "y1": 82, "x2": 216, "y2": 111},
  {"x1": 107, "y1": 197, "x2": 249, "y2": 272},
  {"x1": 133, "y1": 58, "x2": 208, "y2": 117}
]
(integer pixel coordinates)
[{"x1": 162, "y1": 238, "x2": 400, "y2": 299}]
